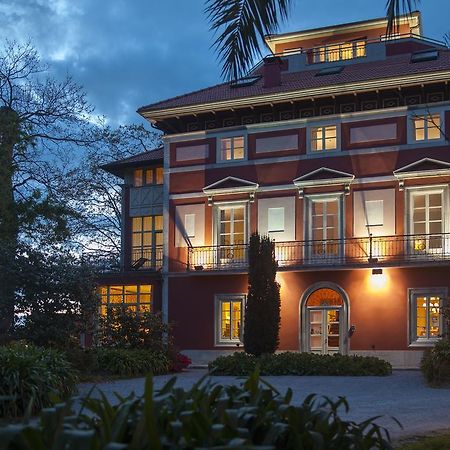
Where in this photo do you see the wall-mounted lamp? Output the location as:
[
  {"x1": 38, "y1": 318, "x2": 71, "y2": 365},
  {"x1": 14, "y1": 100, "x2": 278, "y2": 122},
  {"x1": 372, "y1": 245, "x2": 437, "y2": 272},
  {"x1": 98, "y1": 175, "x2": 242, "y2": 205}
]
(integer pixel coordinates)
[{"x1": 372, "y1": 268, "x2": 383, "y2": 275}]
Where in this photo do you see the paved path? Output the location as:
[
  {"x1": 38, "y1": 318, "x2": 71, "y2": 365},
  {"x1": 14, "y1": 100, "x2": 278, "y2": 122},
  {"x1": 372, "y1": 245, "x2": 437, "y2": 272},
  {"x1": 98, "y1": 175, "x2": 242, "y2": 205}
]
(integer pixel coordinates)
[{"x1": 78, "y1": 370, "x2": 450, "y2": 439}]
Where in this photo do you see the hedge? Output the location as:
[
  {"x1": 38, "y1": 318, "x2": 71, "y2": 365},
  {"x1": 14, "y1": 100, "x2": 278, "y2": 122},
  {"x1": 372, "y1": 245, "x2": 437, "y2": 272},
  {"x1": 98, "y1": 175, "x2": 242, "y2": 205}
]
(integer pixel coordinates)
[
  {"x1": 421, "y1": 340, "x2": 450, "y2": 386},
  {"x1": 208, "y1": 351, "x2": 392, "y2": 376}
]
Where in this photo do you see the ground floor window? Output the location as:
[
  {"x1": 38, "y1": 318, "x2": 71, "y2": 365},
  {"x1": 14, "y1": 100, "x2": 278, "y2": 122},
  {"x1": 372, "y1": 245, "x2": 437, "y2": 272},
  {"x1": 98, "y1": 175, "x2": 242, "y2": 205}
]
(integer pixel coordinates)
[
  {"x1": 215, "y1": 294, "x2": 245, "y2": 345},
  {"x1": 99, "y1": 285, "x2": 152, "y2": 315},
  {"x1": 409, "y1": 288, "x2": 446, "y2": 345}
]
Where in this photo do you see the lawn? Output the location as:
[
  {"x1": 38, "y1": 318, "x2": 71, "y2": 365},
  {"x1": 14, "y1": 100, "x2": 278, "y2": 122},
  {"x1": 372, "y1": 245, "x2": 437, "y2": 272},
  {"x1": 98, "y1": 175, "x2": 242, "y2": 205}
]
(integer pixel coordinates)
[{"x1": 396, "y1": 434, "x2": 450, "y2": 450}]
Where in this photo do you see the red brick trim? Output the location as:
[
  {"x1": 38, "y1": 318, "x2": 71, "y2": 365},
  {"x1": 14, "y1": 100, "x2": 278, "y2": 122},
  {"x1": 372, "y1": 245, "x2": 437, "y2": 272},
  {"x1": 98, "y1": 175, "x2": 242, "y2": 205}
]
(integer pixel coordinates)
[
  {"x1": 445, "y1": 111, "x2": 450, "y2": 141},
  {"x1": 170, "y1": 138, "x2": 216, "y2": 167},
  {"x1": 341, "y1": 116, "x2": 407, "y2": 150},
  {"x1": 248, "y1": 128, "x2": 306, "y2": 159}
]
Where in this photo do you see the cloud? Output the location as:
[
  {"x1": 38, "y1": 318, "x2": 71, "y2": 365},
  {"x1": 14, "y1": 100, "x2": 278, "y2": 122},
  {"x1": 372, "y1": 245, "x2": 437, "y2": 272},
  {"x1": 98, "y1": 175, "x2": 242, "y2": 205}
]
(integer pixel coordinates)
[{"x1": 0, "y1": 0, "x2": 448, "y2": 126}]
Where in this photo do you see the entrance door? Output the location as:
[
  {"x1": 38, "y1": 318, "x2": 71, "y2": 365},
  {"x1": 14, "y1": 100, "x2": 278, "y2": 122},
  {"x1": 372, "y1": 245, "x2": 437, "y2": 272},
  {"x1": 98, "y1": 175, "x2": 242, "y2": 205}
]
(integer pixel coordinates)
[{"x1": 308, "y1": 308, "x2": 341, "y2": 354}]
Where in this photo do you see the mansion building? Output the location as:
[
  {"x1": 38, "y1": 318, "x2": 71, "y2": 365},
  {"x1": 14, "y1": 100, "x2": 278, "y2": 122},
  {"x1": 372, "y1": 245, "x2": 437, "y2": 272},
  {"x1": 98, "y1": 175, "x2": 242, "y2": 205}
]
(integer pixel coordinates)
[{"x1": 100, "y1": 12, "x2": 450, "y2": 368}]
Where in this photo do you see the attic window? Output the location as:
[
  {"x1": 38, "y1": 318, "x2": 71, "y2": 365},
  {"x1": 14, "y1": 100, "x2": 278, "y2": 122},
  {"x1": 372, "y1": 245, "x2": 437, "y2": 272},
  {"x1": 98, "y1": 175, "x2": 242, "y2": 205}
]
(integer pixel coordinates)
[
  {"x1": 411, "y1": 50, "x2": 439, "y2": 63},
  {"x1": 230, "y1": 76, "x2": 261, "y2": 88},
  {"x1": 315, "y1": 66, "x2": 344, "y2": 76}
]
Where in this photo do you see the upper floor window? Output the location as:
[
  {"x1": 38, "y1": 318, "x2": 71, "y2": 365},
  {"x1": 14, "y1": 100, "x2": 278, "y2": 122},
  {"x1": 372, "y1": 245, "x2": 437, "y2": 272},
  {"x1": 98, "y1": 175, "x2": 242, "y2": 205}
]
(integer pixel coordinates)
[
  {"x1": 132, "y1": 215, "x2": 163, "y2": 269},
  {"x1": 220, "y1": 136, "x2": 245, "y2": 161},
  {"x1": 311, "y1": 126, "x2": 337, "y2": 151},
  {"x1": 312, "y1": 40, "x2": 366, "y2": 63},
  {"x1": 134, "y1": 167, "x2": 164, "y2": 187},
  {"x1": 413, "y1": 114, "x2": 441, "y2": 142}
]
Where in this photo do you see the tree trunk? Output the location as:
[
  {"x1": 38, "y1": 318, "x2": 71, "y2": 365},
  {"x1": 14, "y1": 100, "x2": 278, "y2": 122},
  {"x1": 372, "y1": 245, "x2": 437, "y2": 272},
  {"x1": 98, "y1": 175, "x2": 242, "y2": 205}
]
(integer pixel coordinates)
[{"x1": 0, "y1": 107, "x2": 20, "y2": 338}]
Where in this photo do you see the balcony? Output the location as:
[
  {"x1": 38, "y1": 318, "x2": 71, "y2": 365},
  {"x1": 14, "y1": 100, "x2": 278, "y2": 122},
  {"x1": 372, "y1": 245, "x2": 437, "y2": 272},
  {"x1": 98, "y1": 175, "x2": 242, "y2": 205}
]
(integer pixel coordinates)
[
  {"x1": 131, "y1": 247, "x2": 163, "y2": 271},
  {"x1": 187, "y1": 233, "x2": 450, "y2": 272}
]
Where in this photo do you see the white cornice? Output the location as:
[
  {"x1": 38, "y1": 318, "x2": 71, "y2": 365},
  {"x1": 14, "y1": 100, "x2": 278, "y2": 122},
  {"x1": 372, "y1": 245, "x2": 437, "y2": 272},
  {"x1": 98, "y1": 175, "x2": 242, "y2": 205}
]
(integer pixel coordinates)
[{"x1": 141, "y1": 70, "x2": 450, "y2": 121}]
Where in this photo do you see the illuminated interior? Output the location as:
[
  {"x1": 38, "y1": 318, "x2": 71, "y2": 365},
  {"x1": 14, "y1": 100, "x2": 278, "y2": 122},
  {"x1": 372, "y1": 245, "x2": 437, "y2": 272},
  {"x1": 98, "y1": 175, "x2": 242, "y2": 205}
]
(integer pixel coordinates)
[
  {"x1": 99, "y1": 285, "x2": 152, "y2": 315},
  {"x1": 220, "y1": 299, "x2": 242, "y2": 341},
  {"x1": 416, "y1": 296, "x2": 441, "y2": 339}
]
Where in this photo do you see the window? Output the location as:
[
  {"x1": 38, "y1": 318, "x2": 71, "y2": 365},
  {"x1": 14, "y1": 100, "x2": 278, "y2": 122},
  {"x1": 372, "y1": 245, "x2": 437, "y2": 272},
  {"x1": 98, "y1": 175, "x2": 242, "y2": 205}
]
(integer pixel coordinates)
[
  {"x1": 268, "y1": 207, "x2": 285, "y2": 232},
  {"x1": 315, "y1": 66, "x2": 344, "y2": 76},
  {"x1": 132, "y1": 215, "x2": 163, "y2": 269},
  {"x1": 311, "y1": 126, "x2": 337, "y2": 151},
  {"x1": 365, "y1": 200, "x2": 384, "y2": 227},
  {"x1": 409, "y1": 288, "x2": 445, "y2": 345},
  {"x1": 411, "y1": 50, "x2": 439, "y2": 63},
  {"x1": 216, "y1": 205, "x2": 247, "y2": 264},
  {"x1": 307, "y1": 196, "x2": 342, "y2": 260},
  {"x1": 220, "y1": 136, "x2": 245, "y2": 161},
  {"x1": 312, "y1": 40, "x2": 365, "y2": 63},
  {"x1": 134, "y1": 167, "x2": 164, "y2": 187},
  {"x1": 216, "y1": 295, "x2": 244, "y2": 344},
  {"x1": 99, "y1": 285, "x2": 152, "y2": 315},
  {"x1": 410, "y1": 190, "x2": 444, "y2": 253},
  {"x1": 413, "y1": 114, "x2": 441, "y2": 141},
  {"x1": 184, "y1": 213, "x2": 196, "y2": 238}
]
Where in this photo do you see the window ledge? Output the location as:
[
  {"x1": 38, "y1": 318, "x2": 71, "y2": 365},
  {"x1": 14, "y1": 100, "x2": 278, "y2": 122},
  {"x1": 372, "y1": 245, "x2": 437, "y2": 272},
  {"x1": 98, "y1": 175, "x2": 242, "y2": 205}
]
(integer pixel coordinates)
[
  {"x1": 409, "y1": 339, "x2": 440, "y2": 348},
  {"x1": 215, "y1": 342, "x2": 243, "y2": 348}
]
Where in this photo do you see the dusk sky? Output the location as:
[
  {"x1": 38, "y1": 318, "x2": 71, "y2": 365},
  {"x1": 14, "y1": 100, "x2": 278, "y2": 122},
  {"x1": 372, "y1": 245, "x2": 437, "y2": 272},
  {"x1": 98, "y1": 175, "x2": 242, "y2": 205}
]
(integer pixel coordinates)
[{"x1": 1, "y1": 1, "x2": 449, "y2": 127}]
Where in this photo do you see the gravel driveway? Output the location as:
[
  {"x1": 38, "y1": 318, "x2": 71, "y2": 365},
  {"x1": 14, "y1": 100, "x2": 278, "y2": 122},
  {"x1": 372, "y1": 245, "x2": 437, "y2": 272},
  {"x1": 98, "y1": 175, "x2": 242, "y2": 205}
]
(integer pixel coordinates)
[{"x1": 78, "y1": 370, "x2": 450, "y2": 438}]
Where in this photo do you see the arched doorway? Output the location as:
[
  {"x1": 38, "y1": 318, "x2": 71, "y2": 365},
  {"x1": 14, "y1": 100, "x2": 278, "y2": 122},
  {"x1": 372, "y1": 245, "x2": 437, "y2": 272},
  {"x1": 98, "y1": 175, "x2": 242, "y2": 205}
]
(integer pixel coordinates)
[{"x1": 300, "y1": 283, "x2": 349, "y2": 355}]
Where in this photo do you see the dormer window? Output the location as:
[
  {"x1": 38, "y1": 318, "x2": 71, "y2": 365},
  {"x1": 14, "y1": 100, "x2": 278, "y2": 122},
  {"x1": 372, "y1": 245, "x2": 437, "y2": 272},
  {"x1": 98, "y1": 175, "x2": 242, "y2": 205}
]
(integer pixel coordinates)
[
  {"x1": 134, "y1": 167, "x2": 164, "y2": 187},
  {"x1": 312, "y1": 40, "x2": 366, "y2": 64}
]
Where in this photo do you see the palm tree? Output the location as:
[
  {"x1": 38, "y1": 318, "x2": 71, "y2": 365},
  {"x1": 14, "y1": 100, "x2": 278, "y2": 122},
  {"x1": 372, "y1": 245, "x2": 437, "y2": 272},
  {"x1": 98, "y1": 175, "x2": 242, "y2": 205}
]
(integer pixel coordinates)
[{"x1": 206, "y1": 0, "x2": 418, "y2": 81}]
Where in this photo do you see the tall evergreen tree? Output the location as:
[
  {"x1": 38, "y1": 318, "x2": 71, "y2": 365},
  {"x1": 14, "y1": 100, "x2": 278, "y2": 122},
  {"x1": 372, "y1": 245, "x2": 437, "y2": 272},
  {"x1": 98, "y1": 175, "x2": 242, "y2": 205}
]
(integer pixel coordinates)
[{"x1": 244, "y1": 232, "x2": 280, "y2": 356}]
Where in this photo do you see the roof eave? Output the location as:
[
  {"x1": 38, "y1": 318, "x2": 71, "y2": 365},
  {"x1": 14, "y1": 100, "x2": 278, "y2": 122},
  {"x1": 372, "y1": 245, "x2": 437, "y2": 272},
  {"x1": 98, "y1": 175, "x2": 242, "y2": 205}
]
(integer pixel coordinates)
[{"x1": 139, "y1": 69, "x2": 450, "y2": 122}]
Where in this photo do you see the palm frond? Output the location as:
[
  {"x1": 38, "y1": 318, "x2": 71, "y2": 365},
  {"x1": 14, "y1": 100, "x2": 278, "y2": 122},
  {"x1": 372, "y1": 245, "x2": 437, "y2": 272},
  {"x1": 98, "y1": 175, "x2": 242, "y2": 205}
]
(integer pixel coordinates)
[
  {"x1": 385, "y1": 0, "x2": 418, "y2": 36},
  {"x1": 205, "y1": 0, "x2": 293, "y2": 81}
]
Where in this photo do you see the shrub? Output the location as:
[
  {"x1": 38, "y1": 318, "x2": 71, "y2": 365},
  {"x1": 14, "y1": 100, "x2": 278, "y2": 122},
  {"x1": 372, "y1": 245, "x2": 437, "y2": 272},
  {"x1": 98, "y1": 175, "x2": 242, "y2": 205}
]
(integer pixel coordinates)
[
  {"x1": 209, "y1": 351, "x2": 392, "y2": 376},
  {"x1": 244, "y1": 233, "x2": 281, "y2": 356},
  {"x1": 0, "y1": 370, "x2": 396, "y2": 449},
  {"x1": 97, "y1": 309, "x2": 170, "y2": 352},
  {"x1": 421, "y1": 339, "x2": 450, "y2": 386},
  {"x1": 168, "y1": 352, "x2": 192, "y2": 372},
  {"x1": 0, "y1": 343, "x2": 77, "y2": 418},
  {"x1": 96, "y1": 348, "x2": 170, "y2": 377}
]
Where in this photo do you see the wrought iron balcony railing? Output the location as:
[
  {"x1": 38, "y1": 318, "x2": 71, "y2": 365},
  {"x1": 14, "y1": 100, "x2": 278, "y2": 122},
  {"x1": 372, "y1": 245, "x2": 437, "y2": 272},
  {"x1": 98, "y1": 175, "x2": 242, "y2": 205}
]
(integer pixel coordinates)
[
  {"x1": 131, "y1": 247, "x2": 163, "y2": 270},
  {"x1": 187, "y1": 233, "x2": 450, "y2": 271}
]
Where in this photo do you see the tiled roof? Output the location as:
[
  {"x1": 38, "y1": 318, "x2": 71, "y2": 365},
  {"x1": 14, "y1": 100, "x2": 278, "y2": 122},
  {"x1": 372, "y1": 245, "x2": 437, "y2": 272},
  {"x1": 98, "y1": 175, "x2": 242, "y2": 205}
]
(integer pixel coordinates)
[
  {"x1": 139, "y1": 50, "x2": 450, "y2": 114},
  {"x1": 102, "y1": 147, "x2": 163, "y2": 178}
]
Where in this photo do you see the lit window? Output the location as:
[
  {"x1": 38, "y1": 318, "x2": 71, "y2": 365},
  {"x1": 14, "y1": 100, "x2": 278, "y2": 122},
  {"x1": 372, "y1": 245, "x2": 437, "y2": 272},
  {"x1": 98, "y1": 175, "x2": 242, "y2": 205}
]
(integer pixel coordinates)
[
  {"x1": 216, "y1": 295, "x2": 244, "y2": 344},
  {"x1": 99, "y1": 285, "x2": 152, "y2": 315},
  {"x1": 311, "y1": 126, "x2": 337, "y2": 151},
  {"x1": 312, "y1": 41, "x2": 366, "y2": 63},
  {"x1": 132, "y1": 215, "x2": 163, "y2": 269},
  {"x1": 133, "y1": 167, "x2": 164, "y2": 187},
  {"x1": 413, "y1": 114, "x2": 441, "y2": 141},
  {"x1": 409, "y1": 289, "x2": 445, "y2": 344},
  {"x1": 220, "y1": 136, "x2": 245, "y2": 161}
]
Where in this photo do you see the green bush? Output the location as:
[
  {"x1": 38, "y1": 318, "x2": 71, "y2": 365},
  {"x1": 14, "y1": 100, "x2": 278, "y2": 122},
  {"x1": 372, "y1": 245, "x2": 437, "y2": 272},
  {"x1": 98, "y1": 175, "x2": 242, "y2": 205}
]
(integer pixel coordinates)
[
  {"x1": 96, "y1": 348, "x2": 170, "y2": 377},
  {"x1": 97, "y1": 309, "x2": 170, "y2": 352},
  {"x1": 209, "y1": 351, "x2": 392, "y2": 376},
  {"x1": 421, "y1": 340, "x2": 450, "y2": 386},
  {"x1": 0, "y1": 343, "x2": 78, "y2": 418},
  {"x1": 0, "y1": 370, "x2": 396, "y2": 449},
  {"x1": 66, "y1": 347, "x2": 170, "y2": 378}
]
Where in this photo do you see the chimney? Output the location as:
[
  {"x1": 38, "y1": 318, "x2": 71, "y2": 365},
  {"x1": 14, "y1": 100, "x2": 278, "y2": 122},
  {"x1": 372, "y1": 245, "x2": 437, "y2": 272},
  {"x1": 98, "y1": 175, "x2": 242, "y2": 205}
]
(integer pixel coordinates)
[{"x1": 263, "y1": 56, "x2": 283, "y2": 88}]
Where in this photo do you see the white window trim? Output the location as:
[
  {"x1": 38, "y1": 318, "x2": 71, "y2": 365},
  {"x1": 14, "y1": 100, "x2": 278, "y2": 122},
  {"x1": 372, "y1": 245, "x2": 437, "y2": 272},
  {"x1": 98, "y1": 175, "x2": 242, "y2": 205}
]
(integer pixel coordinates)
[
  {"x1": 405, "y1": 185, "x2": 449, "y2": 236},
  {"x1": 213, "y1": 201, "x2": 249, "y2": 247},
  {"x1": 215, "y1": 294, "x2": 246, "y2": 346},
  {"x1": 304, "y1": 193, "x2": 345, "y2": 261},
  {"x1": 307, "y1": 124, "x2": 340, "y2": 153},
  {"x1": 408, "y1": 287, "x2": 447, "y2": 347},
  {"x1": 217, "y1": 134, "x2": 248, "y2": 163},
  {"x1": 408, "y1": 110, "x2": 445, "y2": 144}
]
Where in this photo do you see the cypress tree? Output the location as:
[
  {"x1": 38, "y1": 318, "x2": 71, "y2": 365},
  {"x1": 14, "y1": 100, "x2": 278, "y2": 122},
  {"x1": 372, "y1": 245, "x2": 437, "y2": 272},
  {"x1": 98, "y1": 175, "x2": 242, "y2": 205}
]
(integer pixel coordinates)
[{"x1": 244, "y1": 232, "x2": 281, "y2": 356}]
